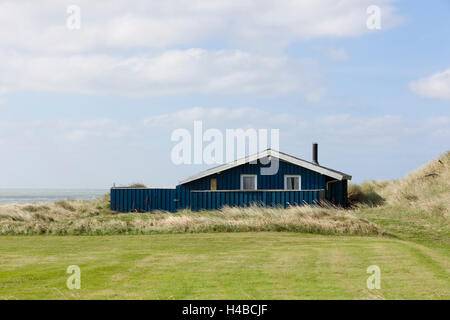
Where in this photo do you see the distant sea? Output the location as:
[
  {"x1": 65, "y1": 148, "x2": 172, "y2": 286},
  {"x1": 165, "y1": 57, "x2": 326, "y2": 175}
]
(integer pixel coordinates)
[{"x1": 0, "y1": 189, "x2": 108, "y2": 205}]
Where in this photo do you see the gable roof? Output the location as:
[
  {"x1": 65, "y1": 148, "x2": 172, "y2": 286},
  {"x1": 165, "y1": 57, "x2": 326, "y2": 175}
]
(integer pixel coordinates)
[{"x1": 179, "y1": 149, "x2": 351, "y2": 185}]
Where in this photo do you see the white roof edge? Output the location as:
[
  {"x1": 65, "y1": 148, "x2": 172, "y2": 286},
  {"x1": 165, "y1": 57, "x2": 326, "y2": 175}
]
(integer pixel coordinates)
[
  {"x1": 178, "y1": 149, "x2": 351, "y2": 185},
  {"x1": 178, "y1": 150, "x2": 270, "y2": 185},
  {"x1": 111, "y1": 187, "x2": 176, "y2": 189},
  {"x1": 273, "y1": 150, "x2": 352, "y2": 181}
]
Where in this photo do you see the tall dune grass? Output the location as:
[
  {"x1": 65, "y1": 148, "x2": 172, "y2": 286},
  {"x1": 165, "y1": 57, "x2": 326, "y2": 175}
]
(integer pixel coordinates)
[
  {"x1": 1, "y1": 151, "x2": 447, "y2": 237},
  {"x1": 348, "y1": 181, "x2": 387, "y2": 206},
  {"x1": 379, "y1": 151, "x2": 449, "y2": 216},
  {"x1": 0, "y1": 198, "x2": 383, "y2": 236},
  {"x1": 349, "y1": 151, "x2": 449, "y2": 216}
]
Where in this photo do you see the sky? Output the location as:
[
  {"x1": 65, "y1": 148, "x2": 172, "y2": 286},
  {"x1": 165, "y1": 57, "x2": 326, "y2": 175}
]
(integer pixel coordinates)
[{"x1": 0, "y1": 0, "x2": 449, "y2": 188}]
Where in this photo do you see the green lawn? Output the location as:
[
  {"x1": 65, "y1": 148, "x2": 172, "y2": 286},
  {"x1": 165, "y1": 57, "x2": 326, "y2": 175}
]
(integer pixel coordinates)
[
  {"x1": 0, "y1": 233, "x2": 448, "y2": 299},
  {"x1": 356, "y1": 205, "x2": 449, "y2": 248}
]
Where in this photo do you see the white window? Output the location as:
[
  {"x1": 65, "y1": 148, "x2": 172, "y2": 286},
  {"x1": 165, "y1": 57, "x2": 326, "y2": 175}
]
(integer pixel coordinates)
[
  {"x1": 240, "y1": 175, "x2": 257, "y2": 190},
  {"x1": 284, "y1": 175, "x2": 301, "y2": 190}
]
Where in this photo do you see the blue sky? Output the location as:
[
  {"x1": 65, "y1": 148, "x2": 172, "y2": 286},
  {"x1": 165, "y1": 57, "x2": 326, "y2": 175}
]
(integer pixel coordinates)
[{"x1": 0, "y1": 0, "x2": 449, "y2": 188}]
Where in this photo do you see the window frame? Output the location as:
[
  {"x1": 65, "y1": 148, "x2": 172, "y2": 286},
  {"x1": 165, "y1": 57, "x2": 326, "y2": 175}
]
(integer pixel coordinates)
[
  {"x1": 240, "y1": 174, "x2": 258, "y2": 190},
  {"x1": 284, "y1": 175, "x2": 301, "y2": 190}
]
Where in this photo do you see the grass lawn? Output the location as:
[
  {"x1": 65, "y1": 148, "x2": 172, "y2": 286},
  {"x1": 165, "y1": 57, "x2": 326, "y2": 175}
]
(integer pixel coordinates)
[
  {"x1": 0, "y1": 233, "x2": 448, "y2": 300},
  {"x1": 356, "y1": 206, "x2": 449, "y2": 248}
]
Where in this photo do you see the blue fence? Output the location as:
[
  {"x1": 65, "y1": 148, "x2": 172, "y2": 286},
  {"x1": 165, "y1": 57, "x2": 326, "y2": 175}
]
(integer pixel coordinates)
[
  {"x1": 111, "y1": 188, "x2": 325, "y2": 213},
  {"x1": 110, "y1": 188, "x2": 176, "y2": 213},
  {"x1": 190, "y1": 190, "x2": 324, "y2": 211}
]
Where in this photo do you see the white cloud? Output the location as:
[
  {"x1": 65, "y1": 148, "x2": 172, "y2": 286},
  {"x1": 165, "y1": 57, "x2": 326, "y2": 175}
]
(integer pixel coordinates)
[
  {"x1": 0, "y1": 0, "x2": 402, "y2": 53},
  {"x1": 0, "y1": 107, "x2": 447, "y2": 187},
  {"x1": 0, "y1": 1, "x2": 403, "y2": 98},
  {"x1": 143, "y1": 107, "x2": 306, "y2": 130},
  {"x1": 326, "y1": 48, "x2": 349, "y2": 61},
  {"x1": 0, "y1": 49, "x2": 318, "y2": 96},
  {"x1": 306, "y1": 88, "x2": 327, "y2": 102},
  {"x1": 0, "y1": 87, "x2": 7, "y2": 106},
  {"x1": 410, "y1": 69, "x2": 450, "y2": 101},
  {"x1": 1, "y1": 107, "x2": 446, "y2": 155},
  {"x1": 142, "y1": 107, "x2": 448, "y2": 149},
  {"x1": 6, "y1": 106, "x2": 444, "y2": 153}
]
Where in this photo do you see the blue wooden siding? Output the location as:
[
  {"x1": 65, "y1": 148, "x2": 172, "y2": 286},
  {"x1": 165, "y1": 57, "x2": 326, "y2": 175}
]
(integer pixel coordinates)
[
  {"x1": 110, "y1": 159, "x2": 349, "y2": 212},
  {"x1": 182, "y1": 160, "x2": 326, "y2": 191},
  {"x1": 190, "y1": 190, "x2": 323, "y2": 211},
  {"x1": 110, "y1": 188, "x2": 176, "y2": 213},
  {"x1": 175, "y1": 185, "x2": 191, "y2": 210},
  {"x1": 174, "y1": 159, "x2": 329, "y2": 210},
  {"x1": 327, "y1": 179, "x2": 348, "y2": 207},
  {"x1": 111, "y1": 188, "x2": 324, "y2": 212}
]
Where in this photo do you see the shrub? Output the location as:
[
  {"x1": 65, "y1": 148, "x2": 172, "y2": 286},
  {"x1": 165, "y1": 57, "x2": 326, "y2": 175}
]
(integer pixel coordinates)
[
  {"x1": 55, "y1": 200, "x2": 76, "y2": 211},
  {"x1": 127, "y1": 183, "x2": 147, "y2": 188},
  {"x1": 348, "y1": 183, "x2": 385, "y2": 207}
]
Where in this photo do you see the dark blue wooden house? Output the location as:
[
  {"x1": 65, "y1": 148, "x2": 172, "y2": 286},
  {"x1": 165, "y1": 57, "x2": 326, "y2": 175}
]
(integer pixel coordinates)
[{"x1": 111, "y1": 144, "x2": 351, "y2": 212}]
